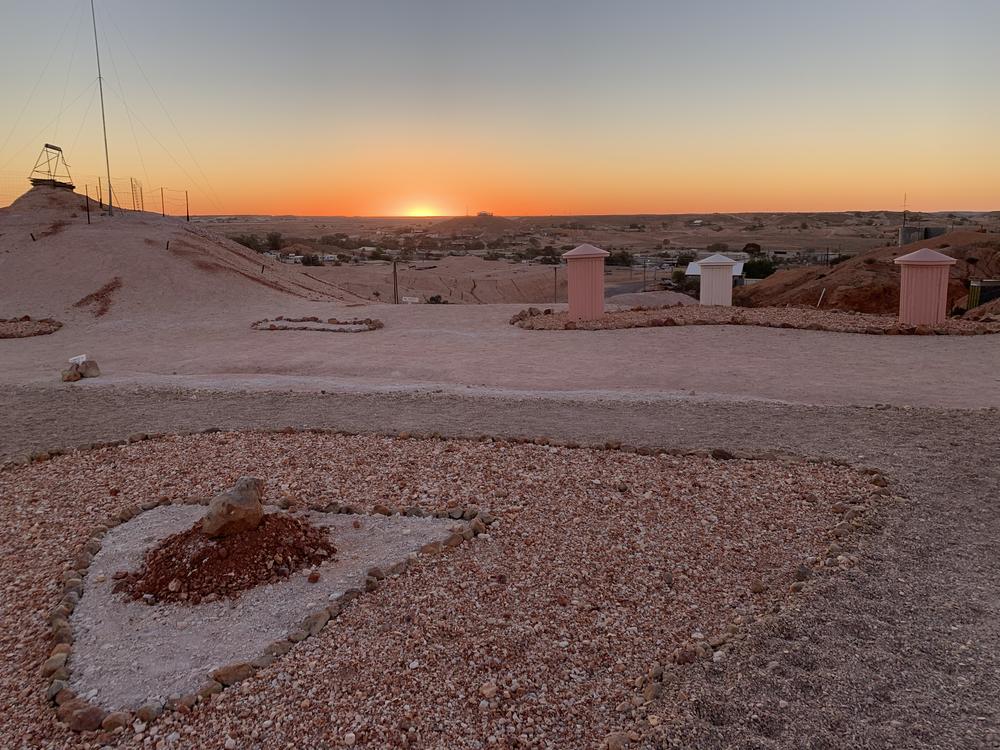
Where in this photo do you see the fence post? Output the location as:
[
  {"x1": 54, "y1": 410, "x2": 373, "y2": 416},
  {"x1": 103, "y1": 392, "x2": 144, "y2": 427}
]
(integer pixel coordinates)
[
  {"x1": 85, "y1": 186, "x2": 91, "y2": 225},
  {"x1": 97, "y1": 177, "x2": 103, "y2": 209}
]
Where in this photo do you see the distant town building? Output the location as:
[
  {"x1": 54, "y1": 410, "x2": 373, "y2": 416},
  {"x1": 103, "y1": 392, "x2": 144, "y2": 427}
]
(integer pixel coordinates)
[{"x1": 898, "y1": 226, "x2": 948, "y2": 246}]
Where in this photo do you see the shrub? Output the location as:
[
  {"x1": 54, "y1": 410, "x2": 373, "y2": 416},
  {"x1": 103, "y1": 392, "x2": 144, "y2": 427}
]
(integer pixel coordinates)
[
  {"x1": 266, "y1": 232, "x2": 283, "y2": 253},
  {"x1": 230, "y1": 233, "x2": 263, "y2": 252},
  {"x1": 743, "y1": 258, "x2": 776, "y2": 279}
]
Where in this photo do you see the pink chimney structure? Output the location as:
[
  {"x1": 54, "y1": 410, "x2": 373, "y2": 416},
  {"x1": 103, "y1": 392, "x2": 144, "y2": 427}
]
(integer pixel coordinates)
[
  {"x1": 697, "y1": 254, "x2": 738, "y2": 306},
  {"x1": 562, "y1": 243, "x2": 609, "y2": 321},
  {"x1": 894, "y1": 247, "x2": 957, "y2": 326}
]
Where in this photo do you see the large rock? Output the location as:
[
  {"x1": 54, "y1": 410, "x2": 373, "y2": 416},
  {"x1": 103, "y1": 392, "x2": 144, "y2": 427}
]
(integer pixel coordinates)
[
  {"x1": 201, "y1": 477, "x2": 265, "y2": 537},
  {"x1": 78, "y1": 360, "x2": 101, "y2": 378}
]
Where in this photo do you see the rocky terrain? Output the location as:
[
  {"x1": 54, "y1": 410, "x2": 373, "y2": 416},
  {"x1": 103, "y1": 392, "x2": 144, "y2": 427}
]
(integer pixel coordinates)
[{"x1": 733, "y1": 230, "x2": 1000, "y2": 315}]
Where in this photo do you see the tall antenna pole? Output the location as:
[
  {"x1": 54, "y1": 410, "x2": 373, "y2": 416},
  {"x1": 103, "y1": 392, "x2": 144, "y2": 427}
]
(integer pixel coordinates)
[{"x1": 91, "y1": 0, "x2": 113, "y2": 215}]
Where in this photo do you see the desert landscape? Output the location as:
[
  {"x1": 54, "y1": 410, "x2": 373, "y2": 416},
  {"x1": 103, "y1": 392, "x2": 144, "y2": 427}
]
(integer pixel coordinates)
[
  {"x1": 2, "y1": 1, "x2": 999, "y2": 749},
  {"x1": 2, "y1": 183, "x2": 999, "y2": 750}
]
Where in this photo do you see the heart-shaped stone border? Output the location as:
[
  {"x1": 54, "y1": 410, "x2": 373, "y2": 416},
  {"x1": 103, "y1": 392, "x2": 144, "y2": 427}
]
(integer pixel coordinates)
[{"x1": 44, "y1": 492, "x2": 495, "y2": 733}]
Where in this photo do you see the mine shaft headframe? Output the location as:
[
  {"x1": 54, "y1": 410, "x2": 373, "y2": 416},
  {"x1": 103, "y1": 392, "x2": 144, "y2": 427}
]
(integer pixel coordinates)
[{"x1": 29, "y1": 143, "x2": 75, "y2": 189}]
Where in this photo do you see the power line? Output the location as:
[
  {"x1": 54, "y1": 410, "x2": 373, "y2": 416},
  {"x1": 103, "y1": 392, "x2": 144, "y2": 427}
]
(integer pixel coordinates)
[
  {"x1": 91, "y1": 0, "x2": 114, "y2": 215},
  {"x1": 105, "y1": 10, "x2": 223, "y2": 212},
  {"x1": 0, "y1": 4, "x2": 78, "y2": 156},
  {"x1": 54, "y1": 0, "x2": 86, "y2": 144},
  {"x1": 0, "y1": 79, "x2": 98, "y2": 172},
  {"x1": 97, "y1": 4, "x2": 150, "y2": 192}
]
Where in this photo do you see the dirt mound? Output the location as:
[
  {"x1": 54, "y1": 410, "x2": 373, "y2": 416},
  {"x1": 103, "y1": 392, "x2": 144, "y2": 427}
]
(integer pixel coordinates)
[
  {"x1": 964, "y1": 295, "x2": 1000, "y2": 321},
  {"x1": 117, "y1": 513, "x2": 335, "y2": 604},
  {"x1": 734, "y1": 231, "x2": 1000, "y2": 313},
  {"x1": 428, "y1": 214, "x2": 518, "y2": 236},
  {"x1": 0, "y1": 186, "x2": 355, "y2": 322}
]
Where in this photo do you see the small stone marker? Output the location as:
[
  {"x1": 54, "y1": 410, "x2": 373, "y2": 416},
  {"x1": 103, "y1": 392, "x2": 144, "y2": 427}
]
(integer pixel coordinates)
[{"x1": 201, "y1": 477, "x2": 265, "y2": 537}]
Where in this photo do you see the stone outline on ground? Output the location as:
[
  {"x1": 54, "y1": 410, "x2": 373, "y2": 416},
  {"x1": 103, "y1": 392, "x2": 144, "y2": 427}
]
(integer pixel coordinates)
[
  {"x1": 510, "y1": 304, "x2": 1000, "y2": 335},
  {"x1": 251, "y1": 315, "x2": 384, "y2": 333},
  {"x1": 0, "y1": 315, "x2": 63, "y2": 339},
  {"x1": 17, "y1": 427, "x2": 892, "y2": 739}
]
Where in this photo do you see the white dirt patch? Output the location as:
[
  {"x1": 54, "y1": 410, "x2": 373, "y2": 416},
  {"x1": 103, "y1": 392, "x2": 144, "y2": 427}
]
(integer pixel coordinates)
[{"x1": 68, "y1": 505, "x2": 455, "y2": 710}]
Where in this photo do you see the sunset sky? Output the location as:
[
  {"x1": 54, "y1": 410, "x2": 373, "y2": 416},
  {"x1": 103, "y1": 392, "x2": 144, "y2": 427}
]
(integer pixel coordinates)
[{"x1": 1, "y1": 0, "x2": 997, "y2": 216}]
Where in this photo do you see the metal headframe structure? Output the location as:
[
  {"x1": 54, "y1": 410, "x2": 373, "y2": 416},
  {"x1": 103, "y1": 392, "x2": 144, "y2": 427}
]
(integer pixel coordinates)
[{"x1": 29, "y1": 144, "x2": 75, "y2": 189}]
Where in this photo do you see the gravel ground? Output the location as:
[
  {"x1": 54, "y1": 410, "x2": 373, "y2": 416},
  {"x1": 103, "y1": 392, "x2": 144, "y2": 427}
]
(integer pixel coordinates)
[
  {"x1": 0, "y1": 387, "x2": 998, "y2": 749},
  {"x1": 0, "y1": 317, "x2": 62, "y2": 338},
  {"x1": 71, "y1": 504, "x2": 456, "y2": 711},
  {"x1": 513, "y1": 305, "x2": 1000, "y2": 335},
  {"x1": 2, "y1": 430, "x2": 876, "y2": 748}
]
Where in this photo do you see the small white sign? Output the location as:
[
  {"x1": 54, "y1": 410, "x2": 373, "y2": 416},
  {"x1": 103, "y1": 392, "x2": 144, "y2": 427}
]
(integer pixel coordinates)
[
  {"x1": 69, "y1": 354, "x2": 87, "y2": 365},
  {"x1": 401, "y1": 296, "x2": 420, "y2": 304}
]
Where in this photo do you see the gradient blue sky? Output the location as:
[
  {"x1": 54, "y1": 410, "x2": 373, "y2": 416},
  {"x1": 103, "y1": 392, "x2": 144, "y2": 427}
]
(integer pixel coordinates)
[{"x1": 1, "y1": 0, "x2": 997, "y2": 214}]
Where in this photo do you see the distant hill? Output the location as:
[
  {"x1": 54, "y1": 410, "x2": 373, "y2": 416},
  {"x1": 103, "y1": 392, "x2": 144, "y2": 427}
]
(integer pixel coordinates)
[
  {"x1": 733, "y1": 230, "x2": 1000, "y2": 315},
  {"x1": 0, "y1": 186, "x2": 355, "y2": 322},
  {"x1": 428, "y1": 214, "x2": 518, "y2": 236}
]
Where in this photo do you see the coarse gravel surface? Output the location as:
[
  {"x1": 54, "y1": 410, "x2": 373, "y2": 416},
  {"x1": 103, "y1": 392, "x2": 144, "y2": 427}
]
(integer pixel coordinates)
[
  {"x1": 71, "y1": 504, "x2": 456, "y2": 711},
  {"x1": 513, "y1": 305, "x2": 1000, "y2": 335},
  {"x1": 4, "y1": 430, "x2": 874, "y2": 748},
  {"x1": 0, "y1": 386, "x2": 998, "y2": 749}
]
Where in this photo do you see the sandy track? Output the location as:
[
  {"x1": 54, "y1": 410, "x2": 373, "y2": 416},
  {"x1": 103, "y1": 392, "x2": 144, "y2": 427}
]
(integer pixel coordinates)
[
  {"x1": 3, "y1": 303, "x2": 1000, "y2": 408},
  {"x1": 1, "y1": 386, "x2": 998, "y2": 747}
]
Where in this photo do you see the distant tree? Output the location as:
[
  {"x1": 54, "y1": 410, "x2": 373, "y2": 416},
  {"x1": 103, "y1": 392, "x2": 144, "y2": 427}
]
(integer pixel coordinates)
[
  {"x1": 369, "y1": 248, "x2": 387, "y2": 261},
  {"x1": 742, "y1": 242, "x2": 762, "y2": 255},
  {"x1": 743, "y1": 258, "x2": 776, "y2": 279},
  {"x1": 706, "y1": 242, "x2": 729, "y2": 253},
  {"x1": 229, "y1": 233, "x2": 263, "y2": 253},
  {"x1": 300, "y1": 253, "x2": 324, "y2": 266},
  {"x1": 266, "y1": 232, "x2": 283, "y2": 253},
  {"x1": 606, "y1": 250, "x2": 633, "y2": 267}
]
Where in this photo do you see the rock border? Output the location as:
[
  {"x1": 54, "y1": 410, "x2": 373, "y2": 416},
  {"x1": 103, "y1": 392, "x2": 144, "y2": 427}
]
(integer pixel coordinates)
[
  {"x1": 3, "y1": 429, "x2": 894, "y2": 740},
  {"x1": 251, "y1": 316, "x2": 384, "y2": 333},
  {"x1": 39, "y1": 464, "x2": 495, "y2": 735},
  {"x1": 0, "y1": 315, "x2": 63, "y2": 339},
  {"x1": 509, "y1": 305, "x2": 1000, "y2": 336}
]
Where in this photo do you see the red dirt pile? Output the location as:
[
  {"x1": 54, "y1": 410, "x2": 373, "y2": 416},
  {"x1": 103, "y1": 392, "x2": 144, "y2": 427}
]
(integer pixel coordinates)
[
  {"x1": 73, "y1": 277, "x2": 122, "y2": 317},
  {"x1": 733, "y1": 231, "x2": 1000, "y2": 314},
  {"x1": 117, "y1": 513, "x2": 336, "y2": 604}
]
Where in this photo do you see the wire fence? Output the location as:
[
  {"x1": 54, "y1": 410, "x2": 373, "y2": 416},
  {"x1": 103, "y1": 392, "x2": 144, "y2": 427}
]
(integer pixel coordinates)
[{"x1": 0, "y1": 170, "x2": 190, "y2": 219}]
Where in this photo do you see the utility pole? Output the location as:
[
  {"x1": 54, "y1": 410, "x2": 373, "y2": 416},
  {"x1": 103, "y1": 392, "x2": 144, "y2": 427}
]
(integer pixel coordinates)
[
  {"x1": 160, "y1": 187, "x2": 165, "y2": 217},
  {"x1": 85, "y1": 187, "x2": 91, "y2": 224},
  {"x1": 185, "y1": 190, "x2": 190, "y2": 222},
  {"x1": 553, "y1": 266, "x2": 557, "y2": 303},
  {"x1": 91, "y1": 0, "x2": 113, "y2": 216},
  {"x1": 393, "y1": 260, "x2": 399, "y2": 304}
]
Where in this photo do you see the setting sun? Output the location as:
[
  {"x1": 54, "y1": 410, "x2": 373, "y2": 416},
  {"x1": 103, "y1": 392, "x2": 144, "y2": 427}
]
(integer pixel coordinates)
[{"x1": 404, "y1": 205, "x2": 440, "y2": 218}]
